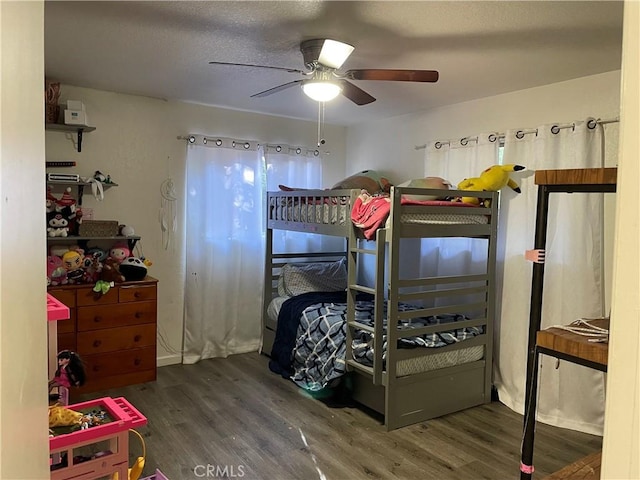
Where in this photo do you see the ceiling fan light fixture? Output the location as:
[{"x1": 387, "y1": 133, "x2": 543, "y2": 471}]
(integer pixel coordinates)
[{"x1": 302, "y1": 80, "x2": 342, "y2": 102}]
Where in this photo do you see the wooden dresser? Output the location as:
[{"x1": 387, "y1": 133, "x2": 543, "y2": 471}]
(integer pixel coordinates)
[{"x1": 48, "y1": 276, "x2": 158, "y2": 396}]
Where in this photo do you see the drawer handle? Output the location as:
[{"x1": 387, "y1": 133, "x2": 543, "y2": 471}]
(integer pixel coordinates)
[
  {"x1": 93, "y1": 340, "x2": 102, "y2": 348},
  {"x1": 134, "y1": 335, "x2": 142, "y2": 342},
  {"x1": 134, "y1": 358, "x2": 142, "y2": 366},
  {"x1": 135, "y1": 312, "x2": 143, "y2": 319},
  {"x1": 134, "y1": 292, "x2": 141, "y2": 298},
  {"x1": 92, "y1": 365, "x2": 100, "y2": 372},
  {"x1": 93, "y1": 316, "x2": 102, "y2": 323}
]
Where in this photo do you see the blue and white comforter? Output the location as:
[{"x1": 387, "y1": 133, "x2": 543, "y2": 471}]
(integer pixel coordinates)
[{"x1": 270, "y1": 292, "x2": 483, "y2": 392}]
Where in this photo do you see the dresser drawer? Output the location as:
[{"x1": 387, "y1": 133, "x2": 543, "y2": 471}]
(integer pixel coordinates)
[
  {"x1": 57, "y1": 332, "x2": 76, "y2": 353},
  {"x1": 76, "y1": 286, "x2": 119, "y2": 306},
  {"x1": 77, "y1": 301, "x2": 157, "y2": 331},
  {"x1": 119, "y1": 283, "x2": 157, "y2": 303},
  {"x1": 82, "y1": 346, "x2": 156, "y2": 378},
  {"x1": 77, "y1": 323, "x2": 156, "y2": 355},
  {"x1": 56, "y1": 312, "x2": 76, "y2": 334},
  {"x1": 48, "y1": 288, "x2": 76, "y2": 308}
]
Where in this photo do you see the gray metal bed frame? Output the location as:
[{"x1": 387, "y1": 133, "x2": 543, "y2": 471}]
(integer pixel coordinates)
[{"x1": 261, "y1": 186, "x2": 498, "y2": 430}]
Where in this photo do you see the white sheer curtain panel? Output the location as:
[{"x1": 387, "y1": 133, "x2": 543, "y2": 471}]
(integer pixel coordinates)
[
  {"x1": 420, "y1": 135, "x2": 499, "y2": 286},
  {"x1": 495, "y1": 119, "x2": 606, "y2": 435},
  {"x1": 265, "y1": 145, "x2": 324, "y2": 253},
  {"x1": 183, "y1": 137, "x2": 265, "y2": 363}
]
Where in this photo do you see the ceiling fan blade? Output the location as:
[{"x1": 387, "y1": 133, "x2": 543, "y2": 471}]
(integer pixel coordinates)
[
  {"x1": 338, "y1": 80, "x2": 376, "y2": 106},
  {"x1": 344, "y1": 69, "x2": 439, "y2": 83},
  {"x1": 318, "y1": 39, "x2": 354, "y2": 69},
  {"x1": 209, "y1": 61, "x2": 305, "y2": 75},
  {"x1": 250, "y1": 80, "x2": 304, "y2": 98}
]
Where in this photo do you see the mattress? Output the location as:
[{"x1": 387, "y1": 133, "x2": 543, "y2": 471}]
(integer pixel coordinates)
[{"x1": 267, "y1": 296, "x2": 484, "y2": 377}]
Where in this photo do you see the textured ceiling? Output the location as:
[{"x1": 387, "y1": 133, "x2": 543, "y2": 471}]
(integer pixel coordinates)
[{"x1": 44, "y1": 1, "x2": 624, "y2": 126}]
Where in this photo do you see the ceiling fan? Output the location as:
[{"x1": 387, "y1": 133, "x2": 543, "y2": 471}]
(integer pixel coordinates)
[{"x1": 209, "y1": 38, "x2": 439, "y2": 105}]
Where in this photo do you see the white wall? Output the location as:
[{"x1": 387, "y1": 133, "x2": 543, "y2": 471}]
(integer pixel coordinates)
[
  {"x1": 602, "y1": 1, "x2": 640, "y2": 478},
  {"x1": 45, "y1": 86, "x2": 348, "y2": 365},
  {"x1": 0, "y1": 1, "x2": 50, "y2": 478},
  {"x1": 346, "y1": 70, "x2": 621, "y2": 182}
]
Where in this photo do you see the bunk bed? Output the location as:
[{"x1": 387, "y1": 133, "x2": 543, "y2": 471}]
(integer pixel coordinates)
[{"x1": 261, "y1": 186, "x2": 498, "y2": 430}]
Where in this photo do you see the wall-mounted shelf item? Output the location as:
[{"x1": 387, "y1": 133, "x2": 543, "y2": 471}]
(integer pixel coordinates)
[
  {"x1": 47, "y1": 180, "x2": 118, "y2": 206},
  {"x1": 47, "y1": 235, "x2": 141, "y2": 251},
  {"x1": 45, "y1": 123, "x2": 96, "y2": 152}
]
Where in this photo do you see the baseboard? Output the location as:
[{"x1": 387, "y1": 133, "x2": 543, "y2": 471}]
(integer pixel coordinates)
[{"x1": 157, "y1": 354, "x2": 182, "y2": 367}]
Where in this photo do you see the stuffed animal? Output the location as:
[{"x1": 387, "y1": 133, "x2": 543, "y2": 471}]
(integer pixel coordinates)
[
  {"x1": 47, "y1": 212, "x2": 69, "y2": 237},
  {"x1": 47, "y1": 256, "x2": 65, "y2": 286},
  {"x1": 119, "y1": 257, "x2": 148, "y2": 281},
  {"x1": 457, "y1": 164, "x2": 525, "y2": 206},
  {"x1": 109, "y1": 243, "x2": 130, "y2": 264},
  {"x1": 82, "y1": 251, "x2": 104, "y2": 283},
  {"x1": 278, "y1": 169, "x2": 392, "y2": 195},
  {"x1": 62, "y1": 250, "x2": 85, "y2": 284},
  {"x1": 100, "y1": 257, "x2": 126, "y2": 284},
  {"x1": 331, "y1": 170, "x2": 392, "y2": 195},
  {"x1": 397, "y1": 177, "x2": 452, "y2": 201}
]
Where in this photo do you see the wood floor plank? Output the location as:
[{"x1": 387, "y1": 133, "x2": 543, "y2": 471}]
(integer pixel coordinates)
[{"x1": 78, "y1": 352, "x2": 602, "y2": 480}]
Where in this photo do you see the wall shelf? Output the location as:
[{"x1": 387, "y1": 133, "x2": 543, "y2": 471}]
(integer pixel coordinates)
[
  {"x1": 47, "y1": 180, "x2": 117, "y2": 206},
  {"x1": 45, "y1": 123, "x2": 96, "y2": 152},
  {"x1": 47, "y1": 235, "x2": 141, "y2": 251}
]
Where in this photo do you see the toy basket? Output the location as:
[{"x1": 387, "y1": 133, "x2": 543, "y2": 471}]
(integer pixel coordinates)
[{"x1": 78, "y1": 220, "x2": 119, "y2": 237}]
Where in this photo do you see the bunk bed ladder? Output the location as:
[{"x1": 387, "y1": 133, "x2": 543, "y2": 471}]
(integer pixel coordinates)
[{"x1": 346, "y1": 225, "x2": 387, "y2": 387}]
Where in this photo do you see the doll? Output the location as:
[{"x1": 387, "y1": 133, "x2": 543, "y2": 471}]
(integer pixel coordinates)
[{"x1": 49, "y1": 350, "x2": 86, "y2": 405}]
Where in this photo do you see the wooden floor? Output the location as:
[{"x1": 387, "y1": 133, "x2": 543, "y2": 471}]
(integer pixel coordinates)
[{"x1": 78, "y1": 352, "x2": 602, "y2": 480}]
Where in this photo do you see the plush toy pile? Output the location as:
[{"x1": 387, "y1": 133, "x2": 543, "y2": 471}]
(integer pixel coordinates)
[{"x1": 47, "y1": 242, "x2": 149, "y2": 287}]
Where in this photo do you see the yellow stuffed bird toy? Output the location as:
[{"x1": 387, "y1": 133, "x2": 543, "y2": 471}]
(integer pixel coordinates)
[{"x1": 457, "y1": 164, "x2": 525, "y2": 206}]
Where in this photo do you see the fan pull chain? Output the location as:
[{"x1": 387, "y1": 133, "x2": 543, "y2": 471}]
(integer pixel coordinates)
[{"x1": 317, "y1": 101, "x2": 326, "y2": 147}]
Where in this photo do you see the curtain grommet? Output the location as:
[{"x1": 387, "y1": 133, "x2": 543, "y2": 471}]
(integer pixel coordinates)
[
  {"x1": 488, "y1": 133, "x2": 497, "y2": 143},
  {"x1": 188, "y1": 136, "x2": 196, "y2": 144},
  {"x1": 216, "y1": 139, "x2": 223, "y2": 146},
  {"x1": 550, "y1": 125, "x2": 560, "y2": 135},
  {"x1": 587, "y1": 119, "x2": 598, "y2": 130},
  {"x1": 460, "y1": 137, "x2": 468, "y2": 146},
  {"x1": 515, "y1": 130, "x2": 525, "y2": 139}
]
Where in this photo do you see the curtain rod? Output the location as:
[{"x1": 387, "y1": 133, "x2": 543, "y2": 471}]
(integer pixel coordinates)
[
  {"x1": 413, "y1": 116, "x2": 620, "y2": 150},
  {"x1": 177, "y1": 135, "x2": 326, "y2": 156}
]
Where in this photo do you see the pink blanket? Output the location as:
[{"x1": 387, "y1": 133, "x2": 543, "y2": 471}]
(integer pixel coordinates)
[
  {"x1": 351, "y1": 194, "x2": 391, "y2": 240},
  {"x1": 351, "y1": 192, "x2": 478, "y2": 239}
]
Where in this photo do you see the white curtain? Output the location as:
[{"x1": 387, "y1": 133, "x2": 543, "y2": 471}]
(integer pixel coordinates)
[
  {"x1": 264, "y1": 145, "x2": 324, "y2": 253},
  {"x1": 495, "y1": 120, "x2": 606, "y2": 435},
  {"x1": 183, "y1": 137, "x2": 265, "y2": 363},
  {"x1": 420, "y1": 134, "x2": 499, "y2": 286}
]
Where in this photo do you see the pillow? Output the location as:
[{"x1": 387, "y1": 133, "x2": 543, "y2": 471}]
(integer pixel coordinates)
[
  {"x1": 331, "y1": 170, "x2": 391, "y2": 194},
  {"x1": 397, "y1": 177, "x2": 452, "y2": 201},
  {"x1": 278, "y1": 259, "x2": 347, "y2": 297}
]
